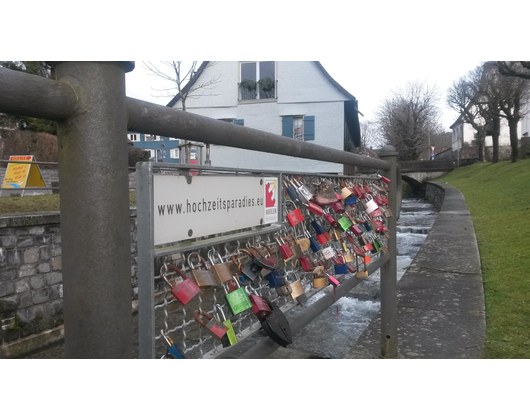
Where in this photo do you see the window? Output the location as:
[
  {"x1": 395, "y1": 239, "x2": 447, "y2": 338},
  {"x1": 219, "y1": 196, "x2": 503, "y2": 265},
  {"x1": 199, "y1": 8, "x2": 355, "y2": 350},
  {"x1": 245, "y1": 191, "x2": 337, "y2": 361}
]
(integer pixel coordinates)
[
  {"x1": 219, "y1": 118, "x2": 244, "y2": 126},
  {"x1": 170, "y1": 148, "x2": 180, "y2": 159},
  {"x1": 282, "y1": 116, "x2": 315, "y2": 141},
  {"x1": 240, "y1": 61, "x2": 276, "y2": 100},
  {"x1": 144, "y1": 134, "x2": 161, "y2": 142},
  {"x1": 128, "y1": 133, "x2": 139, "y2": 142},
  {"x1": 147, "y1": 149, "x2": 156, "y2": 160}
]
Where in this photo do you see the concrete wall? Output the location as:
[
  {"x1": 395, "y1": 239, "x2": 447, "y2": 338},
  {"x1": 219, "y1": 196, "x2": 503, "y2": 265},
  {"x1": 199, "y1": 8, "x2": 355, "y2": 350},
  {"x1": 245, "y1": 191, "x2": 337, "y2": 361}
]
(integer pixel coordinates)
[{"x1": 425, "y1": 182, "x2": 445, "y2": 211}]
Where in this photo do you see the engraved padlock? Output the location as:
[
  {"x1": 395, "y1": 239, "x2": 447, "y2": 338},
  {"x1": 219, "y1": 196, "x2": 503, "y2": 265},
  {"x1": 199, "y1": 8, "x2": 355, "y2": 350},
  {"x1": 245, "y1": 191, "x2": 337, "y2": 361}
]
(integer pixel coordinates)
[
  {"x1": 188, "y1": 253, "x2": 218, "y2": 288},
  {"x1": 223, "y1": 274, "x2": 252, "y2": 315},
  {"x1": 208, "y1": 248, "x2": 234, "y2": 284},
  {"x1": 194, "y1": 309, "x2": 228, "y2": 342},
  {"x1": 285, "y1": 200, "x2": 304, "y2": 227}
]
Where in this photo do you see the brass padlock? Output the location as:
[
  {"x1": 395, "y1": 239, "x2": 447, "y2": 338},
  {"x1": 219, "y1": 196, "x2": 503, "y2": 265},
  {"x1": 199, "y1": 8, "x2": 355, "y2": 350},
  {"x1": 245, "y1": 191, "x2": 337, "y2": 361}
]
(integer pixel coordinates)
[
  {"x1": 312, "y1": 274, "x2": 327, "y2": 288},
  {"x1": 208, "y1": 248, "x2": 234, "y2": 284},
  {"x1": 188, "y1": 253, "x2": 218, "y2": 288}
]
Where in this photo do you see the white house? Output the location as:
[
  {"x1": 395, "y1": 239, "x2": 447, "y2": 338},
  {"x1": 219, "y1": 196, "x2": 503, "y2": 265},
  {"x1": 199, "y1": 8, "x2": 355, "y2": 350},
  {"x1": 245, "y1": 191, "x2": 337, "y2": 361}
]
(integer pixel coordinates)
[
  {"x1": 166, "y1": 61, "x2": 361, "y2": 173},
  {"x1": 450, "y1": 102, "x2": 530, "y2": 151}
]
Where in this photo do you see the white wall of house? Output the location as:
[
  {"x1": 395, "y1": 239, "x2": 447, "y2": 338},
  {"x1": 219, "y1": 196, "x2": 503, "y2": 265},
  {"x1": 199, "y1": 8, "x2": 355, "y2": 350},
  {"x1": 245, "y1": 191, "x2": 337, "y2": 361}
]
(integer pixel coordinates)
[
  {"x1": 172, "y1": 61, "x2": 351, "y2": 173},
  {"x1": 454, "y1": 119, "x2": 518, "y2": 147}
]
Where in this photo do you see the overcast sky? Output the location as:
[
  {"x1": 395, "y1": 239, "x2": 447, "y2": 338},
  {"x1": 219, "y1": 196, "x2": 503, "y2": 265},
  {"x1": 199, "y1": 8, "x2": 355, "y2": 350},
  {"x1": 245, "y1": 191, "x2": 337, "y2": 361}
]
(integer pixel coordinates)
[{"x1": 125, "y1": 59, "x2": 484, "y2": 131}]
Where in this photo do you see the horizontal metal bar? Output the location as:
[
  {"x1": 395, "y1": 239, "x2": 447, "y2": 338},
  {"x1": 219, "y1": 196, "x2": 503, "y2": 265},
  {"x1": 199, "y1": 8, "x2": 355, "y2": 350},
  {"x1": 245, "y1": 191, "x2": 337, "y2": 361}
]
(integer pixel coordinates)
[
  {"x1": 0, "y1": 67, "x2": 77, "y2": 121},
  {"x1": 238, "y1": 253, "x2": 390, "y2": 359},
  {"x1": 0, "y1": 160, "x2": 59, "y2": 166},
  {"x1": 0, "y1": 187, "x2": 57, "y2": 191},
  {"x1": 126, "y1": 98, "x2": 390, "y2": 171}
]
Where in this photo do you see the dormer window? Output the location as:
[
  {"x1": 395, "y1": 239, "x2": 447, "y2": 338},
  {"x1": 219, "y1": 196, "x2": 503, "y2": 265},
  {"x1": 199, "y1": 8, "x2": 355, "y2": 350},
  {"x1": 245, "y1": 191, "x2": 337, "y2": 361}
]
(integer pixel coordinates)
[{"x1": 240, "y1": 61, "x2": 276, "y2": 100}]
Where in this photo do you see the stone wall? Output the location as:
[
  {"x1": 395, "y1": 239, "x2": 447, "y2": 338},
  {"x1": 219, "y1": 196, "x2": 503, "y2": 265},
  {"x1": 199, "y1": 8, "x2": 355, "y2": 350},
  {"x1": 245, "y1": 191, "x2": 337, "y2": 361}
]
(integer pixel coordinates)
[
  {"x1": 0, "y1": 211, "x2": 138, "y2": 353},
  {"x1": 425, "y1": 182, "x2": 445, "y2": 211}
]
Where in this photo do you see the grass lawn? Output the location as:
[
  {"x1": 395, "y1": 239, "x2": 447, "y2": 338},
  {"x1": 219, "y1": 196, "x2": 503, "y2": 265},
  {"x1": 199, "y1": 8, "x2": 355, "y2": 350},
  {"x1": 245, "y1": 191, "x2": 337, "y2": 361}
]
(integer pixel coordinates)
[
  {"x1": 436, "y1": 160, "x2": 530, "y2": 358},
  {"x1": 0, "y1": 192, "x2": 137, "y2": 215}
]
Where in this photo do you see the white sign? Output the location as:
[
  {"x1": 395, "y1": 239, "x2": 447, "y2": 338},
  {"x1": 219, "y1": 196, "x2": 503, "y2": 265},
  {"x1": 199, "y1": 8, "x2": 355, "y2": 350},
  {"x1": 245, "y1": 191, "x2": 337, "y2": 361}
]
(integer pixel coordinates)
[{"x1": 153, "y1": 174, "x2": 279, "y2": 245}]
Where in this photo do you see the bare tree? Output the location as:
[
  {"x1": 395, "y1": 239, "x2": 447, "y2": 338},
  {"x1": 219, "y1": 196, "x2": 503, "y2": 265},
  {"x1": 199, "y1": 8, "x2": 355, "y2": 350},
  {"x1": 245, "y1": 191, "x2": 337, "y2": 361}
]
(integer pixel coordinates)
[
  {"x1": 142, "y1": 61, "x2": 220, "y2": 111},
  {"x1": 359, "y1": 120, "x2": 384, "y2": 151},
  {"x1": 377, "y1": 80, "x2": 442, "y2": 161},
  {"x1": 489, "y1": 61, "x2": 530, "y2": 80},
  {"x1": 447, "y1": 66, "x2": 491, "y2": 162}
]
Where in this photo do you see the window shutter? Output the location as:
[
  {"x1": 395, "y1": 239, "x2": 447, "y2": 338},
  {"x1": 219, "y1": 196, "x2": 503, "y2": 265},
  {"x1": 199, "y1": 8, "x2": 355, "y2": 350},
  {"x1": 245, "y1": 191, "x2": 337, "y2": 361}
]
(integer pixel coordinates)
[
  {"x1": 304, "y1": 116, "x2": 315, "y2": 141},
  {"x1": 282, "y1": 116, "x2": 293, "y2": 138},
  {"x1": 234, "y1": 119, "x2": 244, "y2": 126}
]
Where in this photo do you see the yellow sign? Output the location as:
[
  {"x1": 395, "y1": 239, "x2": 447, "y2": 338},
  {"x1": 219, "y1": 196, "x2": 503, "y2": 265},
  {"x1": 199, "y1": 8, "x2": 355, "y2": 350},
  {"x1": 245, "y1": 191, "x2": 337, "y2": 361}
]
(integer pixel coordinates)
[{"x1": 1, "y1": 155, "x2": 47, "y2": 195}]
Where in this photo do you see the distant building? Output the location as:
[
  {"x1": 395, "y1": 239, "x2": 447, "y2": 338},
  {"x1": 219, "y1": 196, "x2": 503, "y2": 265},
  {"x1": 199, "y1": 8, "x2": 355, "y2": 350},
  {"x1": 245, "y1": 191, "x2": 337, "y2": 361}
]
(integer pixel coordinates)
[{"x1": 126, "y1": 132, "x2": 181, "y2": 163}]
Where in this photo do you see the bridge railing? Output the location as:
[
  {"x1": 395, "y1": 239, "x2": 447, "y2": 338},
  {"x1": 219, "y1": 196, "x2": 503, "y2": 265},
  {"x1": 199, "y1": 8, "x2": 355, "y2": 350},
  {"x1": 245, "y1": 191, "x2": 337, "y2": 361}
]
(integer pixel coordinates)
[{"x1": 0, "y1": 62, "x2": 399, "y2": 359}]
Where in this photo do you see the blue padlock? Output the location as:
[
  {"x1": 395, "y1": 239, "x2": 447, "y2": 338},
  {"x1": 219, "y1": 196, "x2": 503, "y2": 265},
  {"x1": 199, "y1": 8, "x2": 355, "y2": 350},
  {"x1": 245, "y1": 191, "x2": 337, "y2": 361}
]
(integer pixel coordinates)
[
  {"x1": 311, "y1": 220, "x2": 326, "y2": 236},
  {"x1": 344, "y1": 196, "x2": 357, "y2": 206},
  {"x1": 161, "y1": 330, "x2": 184, "y2": 359},
  {"x1": 333, "y1": 256, "x2": 348, "y2": 275},
  {"x1": 266, "y1": 270, "x2": 286, "y2": 287},
  {"x1": 363, "y1": 221, "x2": 372, "y2": 232}
]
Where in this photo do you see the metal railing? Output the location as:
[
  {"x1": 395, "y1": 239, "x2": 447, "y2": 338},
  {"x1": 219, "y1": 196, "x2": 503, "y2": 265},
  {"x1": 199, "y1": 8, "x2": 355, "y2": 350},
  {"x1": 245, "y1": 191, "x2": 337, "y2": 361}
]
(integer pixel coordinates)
[{"x1": 0, "y1": 62, "x2": 399, "y2": 359}]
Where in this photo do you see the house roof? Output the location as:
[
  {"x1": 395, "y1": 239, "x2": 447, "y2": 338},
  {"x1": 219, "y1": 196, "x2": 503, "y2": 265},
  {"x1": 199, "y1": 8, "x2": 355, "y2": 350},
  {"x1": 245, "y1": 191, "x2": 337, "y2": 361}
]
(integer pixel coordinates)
[{"x1": 166, "y1": 61, "x2": 362, "y2": 146}]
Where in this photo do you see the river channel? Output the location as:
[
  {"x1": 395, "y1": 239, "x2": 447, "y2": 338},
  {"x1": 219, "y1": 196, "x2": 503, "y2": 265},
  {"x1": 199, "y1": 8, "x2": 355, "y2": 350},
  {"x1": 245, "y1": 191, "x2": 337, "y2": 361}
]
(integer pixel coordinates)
[{"x1": 282, "y1": 197, "x2": 438, "y2": 359}]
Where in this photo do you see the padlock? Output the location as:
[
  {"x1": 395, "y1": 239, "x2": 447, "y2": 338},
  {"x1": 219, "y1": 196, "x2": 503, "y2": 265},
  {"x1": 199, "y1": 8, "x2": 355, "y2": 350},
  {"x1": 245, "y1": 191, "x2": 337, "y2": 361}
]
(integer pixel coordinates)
[
  {"x1": 237, "y1": 248, "x2": 263, "y2": 282},
  {"x1": 344, "y1": 196, "x2": 357, "y2": 206},
  {"x1": 275, "y1": 234, "x2": 295, "y2": 261},
  {"x1": 364, "y1": 183, "x2": 373, "y2": 195},
  {"x1": 331, "y1": 201, "x2": 346, "y2": 214},
  {"x1": 223, "y1": 275, "x2": 252, "y2": 315},
  {"x1": 322, "y1": 245, "x2": 335, "y2": 260},
  {"x1": 290, "y1": 233, "x2": 310, "y2": 253},
  {"x1": 160, "y1": 330, "x2": 184, "y2": 359},
  {"x1": 356, "y1": 253, "x2": 369, "y2": 278},
  {"x1": 323, "y1": 210, "x2": 341, "y2": 229},
  {"x1": 331, "y1": 229, "x2": 341, "y2": 241},
  {"x1": 324, "y1": 272, "x2": 340, "y2": 287},
  {"x1": 377, "y1": 174, "x2": 391, "y2": 185},
  {"x1": 283, "y1": 178, "x2": 299, "y2": 202},
  {"x1": 247, "y1": 246, "x2": 276, "y2": 271},
  {"x1": 312, "y1": 273, "x2": 327, "y2": 288},
  {"x1": 364, "y1": 196, "x2": 379, "y2": 215},
  {"x1": 288, "y1": 272, "x2": 308, "y2": 306},
  {"x1": 333, "y1": 254, "x2": 348, "y2": 275},
  {"x1": 370, "y1": 208, "x2": 384, "y2": 219},
  {"x1": 299, "y1": 255, "x2": 314, "y2": 272},
  {"x1": 258, "y1": 297, "x2": 292, "y2": 347},
  {"x1": 338, "y1": 215, "x2": 353, "y2": 231},
  {"x1": 245, "y1": 285, "x2": 273, "y2": 319},
  {"x1": 346, "y1": 262, "x2": 357, "y2": 273},
  {"x1": 340, "y1": 183, "x2": 354, "y2": 200},
  {"x1": 285, "y1": 200, "x2": 304, "y2": 227},
  {"x1": 311, "y1": 219, "x2": 326, "y2": 236},
  {"x1": 194, "y1": 309, "x2": 228, "y2": 342},
  {"x1": 363, "y1": 221, "x2": 373, "y2": 232},
  {"x1": 266, "y1": 269, "x2": 286, "y2": 287},
  {"x1": 208, "y1": 248, "x2": 234, "y2": 284},
  {"x1": 291, "y1": 177, "x2": 313, "y2": 202},
  {"x1": 188, "y1": 253, "x2": 218, "y2": 288},
  {"x1": 160, "y1": 264, "x2": 201, "y2": 305},
  {"x1": 301, "y1": 200, "x2": 324, "y2": 216},
  {"x1": 350, "y1": 224, "x2": 363, "y2": 236},
  {"x1": 215, "y1": 304, "x2": 238, "y2": 347},
  {"x1": 284, "y1": 235, "x2": 304, "y2": 261}
]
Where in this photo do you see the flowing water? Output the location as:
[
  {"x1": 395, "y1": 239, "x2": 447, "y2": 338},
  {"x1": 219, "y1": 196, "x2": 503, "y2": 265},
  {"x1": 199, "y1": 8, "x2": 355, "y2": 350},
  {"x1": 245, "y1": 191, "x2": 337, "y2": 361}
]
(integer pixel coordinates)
[{"x1": 286, "y1": 198, "x2": 438, "y2": 359}]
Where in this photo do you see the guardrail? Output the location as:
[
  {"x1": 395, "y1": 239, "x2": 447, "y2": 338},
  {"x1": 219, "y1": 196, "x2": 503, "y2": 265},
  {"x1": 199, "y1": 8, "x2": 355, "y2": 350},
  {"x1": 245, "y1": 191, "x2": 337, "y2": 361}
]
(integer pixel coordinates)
[{"x1": 0, "y1": 62, "x2": 399, "y2": 358}]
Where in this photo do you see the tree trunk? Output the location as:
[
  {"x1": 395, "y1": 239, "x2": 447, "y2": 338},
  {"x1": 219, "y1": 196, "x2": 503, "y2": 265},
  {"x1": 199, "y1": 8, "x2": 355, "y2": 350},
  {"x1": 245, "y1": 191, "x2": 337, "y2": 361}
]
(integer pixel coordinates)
[
  {"x1": 492, "y1": 114, "x2": 500, "y2": 163},
  {"x1": 476, "y1": 130, "x2": 486, "y2": 162},
  {"x1": 508, "y1": 117, "x2": 519, "y2": 162}
]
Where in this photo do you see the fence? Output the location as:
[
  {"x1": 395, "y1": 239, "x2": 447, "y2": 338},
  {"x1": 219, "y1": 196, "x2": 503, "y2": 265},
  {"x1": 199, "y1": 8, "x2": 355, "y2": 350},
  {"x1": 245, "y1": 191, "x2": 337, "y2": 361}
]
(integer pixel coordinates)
[{"x1": 0, "y1": 62, "x2": 399, "y2": 358}]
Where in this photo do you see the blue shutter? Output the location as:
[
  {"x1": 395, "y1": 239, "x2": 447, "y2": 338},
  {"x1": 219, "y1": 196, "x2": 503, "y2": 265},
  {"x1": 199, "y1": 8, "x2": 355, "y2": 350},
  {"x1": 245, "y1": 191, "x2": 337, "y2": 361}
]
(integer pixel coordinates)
[
  {"x1": 304, "y1": 116, "x2": 315, "y2": 141},
  {"x1": 282, "y1": 116, "x2": 293, "y2": 138},
  {"x1": 234, "y1": 119, "x2": 244, "y2": 126}
]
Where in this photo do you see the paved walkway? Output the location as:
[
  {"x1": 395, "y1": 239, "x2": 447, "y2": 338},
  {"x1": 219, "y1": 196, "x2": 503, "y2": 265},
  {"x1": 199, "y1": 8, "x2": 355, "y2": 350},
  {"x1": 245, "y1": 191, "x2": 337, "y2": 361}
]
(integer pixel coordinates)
[{"x1": 345, "y1": 182, "x2": 486, "y2": 358}]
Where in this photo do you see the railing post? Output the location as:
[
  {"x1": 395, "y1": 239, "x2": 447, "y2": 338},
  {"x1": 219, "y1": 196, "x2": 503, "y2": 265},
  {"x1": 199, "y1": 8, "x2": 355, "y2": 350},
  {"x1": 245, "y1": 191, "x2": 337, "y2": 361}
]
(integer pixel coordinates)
[
  {"x1": 53, "y1": 62, "x2": 134, "y2": 358},
  {"x1": 378, "y1": 145, "x2": 399, "y2": 358}
]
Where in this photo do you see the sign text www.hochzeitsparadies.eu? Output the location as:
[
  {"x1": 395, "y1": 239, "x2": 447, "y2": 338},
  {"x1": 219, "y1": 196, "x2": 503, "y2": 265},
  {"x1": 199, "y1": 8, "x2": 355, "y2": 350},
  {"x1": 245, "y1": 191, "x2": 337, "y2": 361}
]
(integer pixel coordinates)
[{"x1": 153, "y1": 175, "x2": 278, "y2": 245}]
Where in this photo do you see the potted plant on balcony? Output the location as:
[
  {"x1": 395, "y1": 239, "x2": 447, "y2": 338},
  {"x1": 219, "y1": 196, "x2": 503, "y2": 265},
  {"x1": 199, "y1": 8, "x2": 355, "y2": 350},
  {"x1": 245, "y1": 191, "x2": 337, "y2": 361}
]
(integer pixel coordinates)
[
  {"x1": 257, "y1": 77, "x2": 275, "y2": 92},
  {"x1": 239, "y1": 79, "x2": 257, "y2": 92}
]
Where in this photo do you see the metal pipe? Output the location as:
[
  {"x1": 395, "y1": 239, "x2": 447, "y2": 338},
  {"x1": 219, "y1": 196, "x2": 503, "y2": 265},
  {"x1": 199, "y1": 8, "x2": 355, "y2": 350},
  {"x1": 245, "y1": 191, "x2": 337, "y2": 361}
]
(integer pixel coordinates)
[
  {"x1": 239, "y1": 254, "x2": 390, "y2": 359},
  {"x1": 0, "y1": 67, "x2": 77, "y2": 121},
  {"x1": 53, "y1": 61, "x2": 134, "y2": 358},
  {"x1": 378, "y1": 145, "x2": 399, "y2": 358},
  {"x1": 126, "y1": 98, "x2": 391, "y2": 171}
]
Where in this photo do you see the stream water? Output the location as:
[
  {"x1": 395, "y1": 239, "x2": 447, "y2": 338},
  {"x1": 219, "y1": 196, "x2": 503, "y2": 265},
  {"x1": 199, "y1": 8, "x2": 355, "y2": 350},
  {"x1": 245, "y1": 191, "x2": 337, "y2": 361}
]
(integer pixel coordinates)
[{"x1": 286, "y1": 198, "x2": 438, "y2": 359}]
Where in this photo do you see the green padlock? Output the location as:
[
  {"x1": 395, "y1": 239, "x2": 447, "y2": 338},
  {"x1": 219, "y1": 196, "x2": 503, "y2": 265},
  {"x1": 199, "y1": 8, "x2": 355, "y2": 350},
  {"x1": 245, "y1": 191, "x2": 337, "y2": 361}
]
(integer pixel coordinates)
[
  {"x1": 223, "y1": 275, "x2": 252, "y2": 315},
  {"x1": 338, "y1": 215, "x2": 353, "y2": 231},
  {"x1": 216, "y1": 304, "x2": 238, "y2": 347}
]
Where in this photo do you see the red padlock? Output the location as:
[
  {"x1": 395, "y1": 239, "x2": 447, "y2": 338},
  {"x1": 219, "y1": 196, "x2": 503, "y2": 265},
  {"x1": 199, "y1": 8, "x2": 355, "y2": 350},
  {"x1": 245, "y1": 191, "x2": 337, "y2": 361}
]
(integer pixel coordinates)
[
  {"x1": 299, "y1": 255, "x2": 314, "y2": 272},
  {"x1": 194, "y1": 309, "x2": 228, "y2": 341},
  {"x1": 302, "y1": 200, "x2": 324, "y2": 216},
  {"x1": 275, "y1": 234, "x2": 294, "y2": 261},
  {"x1": 378, "y1": 174, "x2": 391, "y2": 185},
  {"x1": 350, "y1": 224, "x2": 364, "y2": 236},
  {"x1": 331, "y1": 201, "x2": 346, "y2": 214},
  {"x1": 160, "y1": 264, "x2": 201, "y2": 305},
  {"x1": 323, "y1": 210, "x2": 341, "y2": 229},
  {"x1": 285, "y1": 200, "x2": 304, "y2": 227},
  {"x1": 245, "y1": 285, "x2": 273, "y2": 319}
]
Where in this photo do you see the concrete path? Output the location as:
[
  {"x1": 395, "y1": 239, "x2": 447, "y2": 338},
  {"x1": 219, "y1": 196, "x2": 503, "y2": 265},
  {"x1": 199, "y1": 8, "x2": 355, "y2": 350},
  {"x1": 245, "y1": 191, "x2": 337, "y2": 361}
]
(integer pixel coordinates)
[{"x1": 345, "y1": 182, "x2": 486, "y2": 359}]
